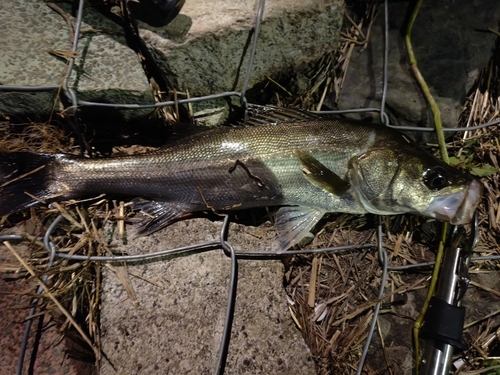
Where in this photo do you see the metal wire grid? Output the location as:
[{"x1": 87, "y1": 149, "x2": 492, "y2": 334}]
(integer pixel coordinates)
[{"x1": 1, "y1": 0, "x2": 499, "y2": 374}]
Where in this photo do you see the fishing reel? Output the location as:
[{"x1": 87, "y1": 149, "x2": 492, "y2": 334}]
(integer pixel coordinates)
[{"x1": 420, "y1": 212, "x2": 478, "y2": 374}]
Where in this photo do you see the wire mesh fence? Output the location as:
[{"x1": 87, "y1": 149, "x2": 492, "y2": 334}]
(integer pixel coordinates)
[{"x1": 1, "y1": 0, "x2": 500, "y2": 374}]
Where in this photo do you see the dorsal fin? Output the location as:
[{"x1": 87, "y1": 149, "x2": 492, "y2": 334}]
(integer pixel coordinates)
[{"x1": 241, "y1": 105, "x2": 322, "y2": 126}]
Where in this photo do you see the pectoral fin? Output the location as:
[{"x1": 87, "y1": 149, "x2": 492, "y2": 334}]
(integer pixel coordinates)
[
  {"x1": 131, "y1": 198, "x2": 191, "y2": 235},
  {"x1": 297, "y1": 150, "x2": 350, "y2": 196},
  {"x1": 275, "y1": 206, "x2": 326, "y2": 252}
]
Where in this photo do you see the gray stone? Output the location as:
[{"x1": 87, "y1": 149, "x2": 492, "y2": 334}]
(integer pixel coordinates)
[
  {"x1": 332, "y1": 0, "x2": 499, "y2": 132},
  {"x1": 100, "y1": 218, "x2": 315, "y2": 375},
  {"x1": 0, "y1": 0, "x2": 153, "y2": 122},
  {"x1": 138, "y1": 0, "x2": 344, "y2": 97}
]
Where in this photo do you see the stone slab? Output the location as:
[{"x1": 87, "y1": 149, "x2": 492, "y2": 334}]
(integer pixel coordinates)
[
  {"x1": 0, "y1": 0, "x2": 153, "y2": 121},
  {"x1": 100, "y1": 218, "x2": 315, "y2": 375},
  {"x1": 138, "y1": 0, "x2": 344, "y2": 96}
]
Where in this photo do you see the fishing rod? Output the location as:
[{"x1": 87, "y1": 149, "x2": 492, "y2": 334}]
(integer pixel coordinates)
[{"x1": 420, "y1": 212, "x2": 478, "y2": 375}]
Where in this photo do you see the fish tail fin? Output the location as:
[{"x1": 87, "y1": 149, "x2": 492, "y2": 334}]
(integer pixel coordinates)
[{"x1": 0, "y1": 152, "x2": 60, "y2": 217}]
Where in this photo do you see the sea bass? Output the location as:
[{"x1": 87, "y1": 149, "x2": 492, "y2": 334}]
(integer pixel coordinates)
[{"x1": 0, "y1": 107, "x2": 482, "y2": 250}]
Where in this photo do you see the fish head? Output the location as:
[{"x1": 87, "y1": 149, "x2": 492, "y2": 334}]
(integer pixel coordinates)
[{"x1": 349, "y1": 146, "x2": 482, "y2": 224}]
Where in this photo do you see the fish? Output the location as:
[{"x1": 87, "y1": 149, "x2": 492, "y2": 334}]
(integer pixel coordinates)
[{"x1": 0, "y1": 106, "x2": 482, "y2": 251}]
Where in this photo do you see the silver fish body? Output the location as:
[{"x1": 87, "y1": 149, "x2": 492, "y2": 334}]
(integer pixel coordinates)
[{"x1": 0, "y1": 108, "x2": 482, "y2": 250}]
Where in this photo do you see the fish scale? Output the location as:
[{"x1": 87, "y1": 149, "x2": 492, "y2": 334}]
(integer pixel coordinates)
[
  {"x1": 54, "y1": 120, "x2": 373, "y2": 212},
  {"x1": 0, "y1": 107, "x2": 482, "y2": 250}
]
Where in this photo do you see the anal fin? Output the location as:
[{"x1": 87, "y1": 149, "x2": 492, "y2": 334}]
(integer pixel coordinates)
[
  {"x1": 275, "y1": 206, "x2": 326, "y2": 253},
  {"x1": 131, "y1": 198, "x2": 190, "y2": 235}
]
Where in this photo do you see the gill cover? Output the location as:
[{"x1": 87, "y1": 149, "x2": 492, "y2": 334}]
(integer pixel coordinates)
[{"x1": 349, "y1": 148, "x2": 405, "y2": 215}]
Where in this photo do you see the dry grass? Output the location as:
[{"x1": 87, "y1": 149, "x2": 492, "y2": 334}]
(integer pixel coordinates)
[
  {"x1": 2, "y1": 205, "x2": 106, "y2": 361},
  {"x1": 285, "y1": 213, "x2": 435, "y2": 374},
  {"x1": 0, "y1": 120, "x2": 76, "y2": 154}
]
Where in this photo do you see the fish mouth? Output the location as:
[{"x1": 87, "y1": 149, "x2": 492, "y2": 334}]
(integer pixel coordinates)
[{"x1": 422, "y1": 179, "x2": 482, "y2": 225}]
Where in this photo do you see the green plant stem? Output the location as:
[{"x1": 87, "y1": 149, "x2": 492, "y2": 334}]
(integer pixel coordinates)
[
  {"x1": 405, "y1": 1, "x2": 451, "y2": 373},
  {"x1": 405, "y1": 0, "x2": 449, "y2": 163},
  {"x1": 412, "y1": 223, "x2": 447, "y2": 374}
]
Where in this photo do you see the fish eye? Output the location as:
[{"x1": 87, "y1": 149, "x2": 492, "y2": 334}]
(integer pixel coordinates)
[{"x1": 423, "y1": 167, "x2": 449, "y2": 190}]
